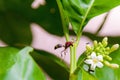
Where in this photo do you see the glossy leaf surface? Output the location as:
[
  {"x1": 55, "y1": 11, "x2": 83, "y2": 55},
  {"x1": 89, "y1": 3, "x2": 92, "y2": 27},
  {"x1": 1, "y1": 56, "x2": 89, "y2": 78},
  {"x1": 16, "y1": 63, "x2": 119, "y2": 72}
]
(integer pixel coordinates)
[
  {"x1": 61, "y1": 0, "x2": 120, "y2": 34},
  {"x1": 72, "y1": 68, "x2": 97, "y2": 80},
  {"x1": 0, "y1": 0, "x2": 33, "y2": 45},
  {"x1": 0, "y1": 47, "x2": 46, "y2": 80},
  {"x1": 0, "y1": 0, "x2": 63, "y2": 45},
  {"x1": 95, "y1": 48, "x2": 120, "y2": 80},
  {"x1": 31, "y1": 49, "x2": 69, "y2": 80}
]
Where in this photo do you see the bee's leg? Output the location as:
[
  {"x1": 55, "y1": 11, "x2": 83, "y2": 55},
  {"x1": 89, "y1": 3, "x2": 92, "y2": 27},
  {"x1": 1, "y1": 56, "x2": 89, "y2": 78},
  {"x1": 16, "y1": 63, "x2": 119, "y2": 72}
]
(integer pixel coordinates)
[
  {"x1": 60, "y1": 49, "x2": 67, "y2": 61},
  {"x1": 61, "y1": 49, "x2": 65, "y2": 57}
]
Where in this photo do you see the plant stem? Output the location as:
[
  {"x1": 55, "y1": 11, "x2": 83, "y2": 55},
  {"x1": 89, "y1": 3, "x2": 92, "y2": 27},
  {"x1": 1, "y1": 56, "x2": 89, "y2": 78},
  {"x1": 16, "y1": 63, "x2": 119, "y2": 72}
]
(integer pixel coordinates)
[
  {"x1": 69, "y1": 0, "x2": 94, "y2": 76},
  {"x1": 56, "y1": 0, "x2": 70, "y2": 41},
  {"x1": 56, "y1": 0, "x2": 77, "y2": 78},
  {"x1": 70, "y1": 46, "x2": 77, "y2": 74}
]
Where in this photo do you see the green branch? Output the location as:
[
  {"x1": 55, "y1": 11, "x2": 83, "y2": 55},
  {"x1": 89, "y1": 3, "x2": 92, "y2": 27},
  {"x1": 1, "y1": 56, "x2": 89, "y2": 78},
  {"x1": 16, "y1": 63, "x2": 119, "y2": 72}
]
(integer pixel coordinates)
[
  {"x1": 56, "y1": 0, "x2": 70, "y2": 41},
  {"x1": 56, "y1": 0, "x2": 77, "y2": 77},
  {"x1": 70, "y1": 46, "x2": 77, "y2": 74}
]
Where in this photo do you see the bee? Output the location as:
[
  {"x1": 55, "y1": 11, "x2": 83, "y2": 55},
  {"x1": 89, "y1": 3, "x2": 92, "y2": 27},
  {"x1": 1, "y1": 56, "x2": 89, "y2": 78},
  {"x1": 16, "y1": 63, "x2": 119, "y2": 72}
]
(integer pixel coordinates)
[
  {"x1": 54, "y1": 44, "x2": 63, "y2": 50},
  {"x1": 64, "y1": 41, "x2": 73, "y2": 49},
  {"x1": 54, "y1": 41, "x2": 73, "y2": 50},
  {"x1": 54, "y1": 41, "x2": 74, "y2": 57}
]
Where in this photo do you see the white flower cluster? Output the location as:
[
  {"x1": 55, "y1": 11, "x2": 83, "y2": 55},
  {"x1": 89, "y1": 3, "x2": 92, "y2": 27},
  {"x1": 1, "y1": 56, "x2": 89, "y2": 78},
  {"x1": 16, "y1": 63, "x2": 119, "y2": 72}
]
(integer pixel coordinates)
[{"x1": 84, "y1": 37, "x2": 119, "y2": 71}]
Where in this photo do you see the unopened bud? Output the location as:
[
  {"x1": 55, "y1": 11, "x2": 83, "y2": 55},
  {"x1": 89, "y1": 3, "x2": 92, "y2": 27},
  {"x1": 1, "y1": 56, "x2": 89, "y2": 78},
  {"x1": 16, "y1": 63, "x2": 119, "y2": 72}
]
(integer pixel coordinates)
[
  {"x1": 93, "y1": 40, "x2": 98, "y2": 47},
  {"x1": 109, "y1": 64, "x2": 119, "y2": 69},
  {"x1": 104, "y1": 61, "x2": 110, "y2": 66},
  {"x1": 105, "y1": 47, "x2": 110, "y2": 51},
  {"x1": 87, "y1": 55, "x2": 91, "y2": 58},
  {"x1": 102, "y1": 37, "x2": 108, "y2": 43},
  {"x1": 104, "y1": 55, "x2": 112, "y2": 61},
  {"x1": 98, "y1": 42, "x2": 102, "y2": 47},
  {"x1": 96, "y1": 47, "x2": 100, "y2": 52},
  {"x1": 102, "y1": 37, "x2": 108, "y2": 47},
  {"x1": 86, "y1": 45, "x2": 92, "y2": 51},
  {"x1": 110, "y1": 44, "x2": 119, "y2": 52}
]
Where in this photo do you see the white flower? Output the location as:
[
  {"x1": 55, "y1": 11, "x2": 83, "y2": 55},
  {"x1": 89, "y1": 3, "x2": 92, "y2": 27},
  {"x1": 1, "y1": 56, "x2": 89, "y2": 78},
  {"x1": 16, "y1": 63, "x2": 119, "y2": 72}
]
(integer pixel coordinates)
[{"x1": 84, "y1": 52, "x2": 103, "y2": 70}]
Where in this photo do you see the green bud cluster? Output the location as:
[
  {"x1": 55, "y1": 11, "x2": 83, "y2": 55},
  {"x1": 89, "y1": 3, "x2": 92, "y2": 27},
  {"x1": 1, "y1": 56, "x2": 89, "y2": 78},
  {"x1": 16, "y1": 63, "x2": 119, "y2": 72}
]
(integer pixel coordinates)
[{"x1": 85, "y1": 37, "x2": 119, "y2": 69}]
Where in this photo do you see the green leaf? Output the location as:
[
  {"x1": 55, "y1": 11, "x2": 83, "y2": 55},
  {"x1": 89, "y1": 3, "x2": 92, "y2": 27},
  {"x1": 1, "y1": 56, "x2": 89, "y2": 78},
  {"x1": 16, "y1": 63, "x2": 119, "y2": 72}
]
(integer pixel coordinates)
[
  {"x1": 72, "y1": 68, "x2": 97, "y2": 80},
  {"x1": 61, "y1": 0, "x2": 120, "y2": 34},
  {"x1": 0, "y1": 47, "x2": 46, "y2": 80},
  {"x1": 77, "y1": 52, "x2": 86, "y2": 66},
  {"x1": 0, "y1": 0, "x2": 63, "y2": 45},
  {"x1": 95, "y1": 66, "x2": 115, "y2": 80},
  {"x1": 0, "y1": 0, "x2": 33, "y2": 45},
  {"x1": 95, "y1": 48, "x2": 120, "y2": 80},
  {"x1": 81, "y1": 69, "x2": 97, "y2": 80},
  {"x1": 31, "y1": 49, "x2": 69, "y2": 80},
  {"x1": 33, "y1": 0, "x2": 64, "y2": 36}
]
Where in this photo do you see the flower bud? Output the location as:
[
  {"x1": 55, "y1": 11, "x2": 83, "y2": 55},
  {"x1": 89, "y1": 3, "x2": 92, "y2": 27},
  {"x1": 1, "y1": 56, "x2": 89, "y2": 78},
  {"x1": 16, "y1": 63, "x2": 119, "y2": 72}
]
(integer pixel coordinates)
[
  {"x1": 103, "y1": 42, "x2": 108, "y2": 47},
  {"x1": 86, "y1": 45, "x2": 92, "y2": 51},
  {"x1": 110, "y1": 44, "x2": 119, "y2": 52},
  {"x1": 102, "y1": 37, "x2": 108, "y2": 43},
  {"x1": 93, "y1": 40, "x2": 97, "y2": 47},
  {"x1": 87, "y1": 55, "x2": 91, "y2": 58},
  {"x1": 109, "y1": 63, "x2": 119, "y2": 69},
  {"x1": 102, "y1": 37, "x2": 108, "y2": 47},
  {"x1": 104, "y1": 55, "x2": 112, "y2": 61},
  {"x1": 105, "y1": 47, "x2": 110, "y2": 51},
  {"x1": 104, "y1": 61, "x2": 110, "y2": 66},
  {"x1": 96, "y1": 47, "x2": 100, "y2": 52},
  {"x1": 98, "y1": 42, "x2": 102, "y2": 47}
]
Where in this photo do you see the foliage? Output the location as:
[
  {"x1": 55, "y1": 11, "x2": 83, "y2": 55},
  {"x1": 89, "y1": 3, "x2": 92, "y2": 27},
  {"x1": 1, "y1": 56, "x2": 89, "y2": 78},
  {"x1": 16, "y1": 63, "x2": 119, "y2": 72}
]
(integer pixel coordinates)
[
  {"x1": 0, "y1": 0, "x2": 120, "y2": 80},
  {"x1": 0, "y1": 47, "x2": 46, "y2": 80}
]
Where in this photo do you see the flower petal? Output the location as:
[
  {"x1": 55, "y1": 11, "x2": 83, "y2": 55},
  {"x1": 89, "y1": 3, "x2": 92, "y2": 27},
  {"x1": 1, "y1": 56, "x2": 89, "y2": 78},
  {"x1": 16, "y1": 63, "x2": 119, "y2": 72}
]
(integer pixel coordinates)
[
  {"x1": 91, "y1": 52, "x2": 96, "y2": 59},
  {"x1": 90, "y1": 63, "x2": 97, "y2": 70},
  {"x1": 97, "y1": 55, "x2": 103, "y2": 61},
  {"x1": 96, "y1": 62, "x2": 103, "y2": 68},
  {"x1": 84, "y1": 59, "x2": 93, "y2": 64}
]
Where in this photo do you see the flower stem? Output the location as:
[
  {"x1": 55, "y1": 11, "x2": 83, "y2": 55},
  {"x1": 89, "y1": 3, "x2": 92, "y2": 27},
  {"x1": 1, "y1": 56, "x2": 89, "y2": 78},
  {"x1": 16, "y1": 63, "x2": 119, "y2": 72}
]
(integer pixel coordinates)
[
  {"x1": 69, "y1": 44, "x2": 78, "y2": 80},
  {"x1": 56, "y1": 0, "x2": 77, "y2": 78},
  {"x1": 70, "y1": 46, "x2": 77, "y2": 74}
]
